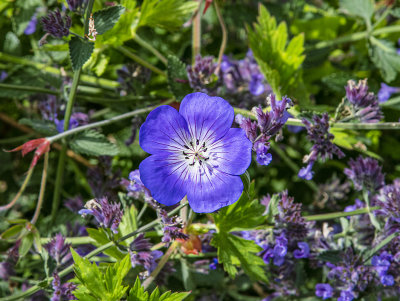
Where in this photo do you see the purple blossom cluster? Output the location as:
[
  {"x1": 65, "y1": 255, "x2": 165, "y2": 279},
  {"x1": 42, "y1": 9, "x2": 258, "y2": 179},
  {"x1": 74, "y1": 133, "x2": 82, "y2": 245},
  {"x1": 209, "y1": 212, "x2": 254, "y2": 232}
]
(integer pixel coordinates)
[
  {"x1": 159, "y1": 210, "x2": 188, "y2": 244},
  {"x1": 44, "y1": 234, "x2": 72, "y2": 266},
  {"x1": 51, "y1": 273, "x2": 76, "y2": 301},
  {"x1": 219, "y1": 50, "x2": 270, "y2": 98},
  {"x1": 0, "y1": 241, "x2": 20, "y2": 281},
  {"x1": 344, "y1": 155, "x2": 385, "y2": 192},
  {"x1": 236, "y1": 94, "x2": 292, "y2": 165},
  {"x1": 187, "y1": 55, "x2": 216, "y2": 92},
  {"x1": 298, "y1": 113, "x2": 345, "y2": 180},
  {"x1": 41, "y1": 9, "x2": 71, "y2": 38},
  {"x1": 129, "y1": 234, "x2": 174, "y2": 285},
  {"x1": 345, "y1": 79, "x2": 383, "y2": 123},
  {"x1": 78, "y1": 197, "x2": 123, "y2": 234}
]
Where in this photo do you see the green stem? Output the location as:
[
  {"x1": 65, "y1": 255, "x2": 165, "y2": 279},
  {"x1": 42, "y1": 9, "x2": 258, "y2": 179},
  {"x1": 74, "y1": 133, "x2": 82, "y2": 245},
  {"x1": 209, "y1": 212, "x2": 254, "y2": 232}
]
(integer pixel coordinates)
[
  {"x1": 303, "y1": 206, "x2": 380, "y2": 221},
  {"x1": 0, "y1": 52, "x2": 119, "y2": 89},
  {"x1": 0, "y1": 165, "x2": 35, "y2": 211},
  {"x1": 63, "y1": 69, "x2": 82, "y2": 132},
  {"x1": 363, "y1": 190, "x2": 382, "y2": 230},
  {"x1": 39, "y1": 236, "x2": 95, "y2": 245},
  {"x1": 31, "y1": 152, "x2": 49, "y2": 224},
  {"x1": 234, "y1": 107, "x2": 400, "y2": 130},
  {"x1": 47, "y1": 99, "x2": 174, "y2": 143},
  {"x1": 116, "y1": 46, "x2": 167, "y2": 77},
  {"x1": 372, "y1": 6, "x2": 392, "y2": 29},
  {"x1": 51, "y1": 144, "x2": 67, "y2": 222},
  {"x1": 214, "y1": 1, "x2": 227, "y2": 75},
  {"x1": 192, "y1": 2, "x2": 201, "y2": 63},
  {"x1": 0, "y1": 83, "x2": 59, "y2": 95},
  {"x1": 133, "y1": 34, "x2": 168, "y2": 65},
  {"x1": 137, "y1": 203, "x2": 148, "y2": 222},
  {"x1": 306, "y1": 25, "x2": 400, "y2": 51},
  {"x1": 2, "y1": 202, "x2": 188, "y2": 301},
  {"x1": 142, "y1": 241, "x2": 178, "y2": 289}
]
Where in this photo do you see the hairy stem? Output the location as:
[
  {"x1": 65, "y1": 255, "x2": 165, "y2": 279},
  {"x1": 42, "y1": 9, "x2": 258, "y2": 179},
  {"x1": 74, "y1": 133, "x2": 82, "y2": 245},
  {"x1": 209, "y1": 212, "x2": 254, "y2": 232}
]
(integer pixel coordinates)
[
  {"x1": 133, "y1": 34, "x2": 168, "y2": 65},
  {"x1": 214, "y1": 1, "x2": 227, "y2": 75},
  {"x1": 192, "y1": 1, "x2": 201, "y2": 63},
  {"x1": 304, "y1": 206, "x2": 380, "y2": 221},
  {"x1": 143, "y1": 241, "x2": 179, "y2": 289},
  {"x1": 48, "y1": 99, "x2": 174, "y2": 143},
  {"x1": 0, "y1": 165, "x2": 35, "y2": 212},
  {"x1": 31, "y1": 152, "x2": 49, "y2": 224},
  {"x1": 116, "y1": 45, "x2": 167, "y2": 77}
]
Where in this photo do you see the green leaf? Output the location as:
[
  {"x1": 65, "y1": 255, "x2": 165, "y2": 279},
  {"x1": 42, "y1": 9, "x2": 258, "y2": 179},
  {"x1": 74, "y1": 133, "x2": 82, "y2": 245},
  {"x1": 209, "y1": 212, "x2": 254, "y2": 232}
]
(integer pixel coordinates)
[
  {"x1": 128, "y1": 277, "x2": 190, "y2": 301},
  {"x1": 317, "y1": 250, "x2": 342, "y2": 264},
  {"x1": 339, "y1": 0, "x2": 374, "y2": 23},
  {"x1": 69, "y1": 130, "x2": 119, "y2": 157},
  {"x1": 69, "y1": 36, "x2": 94, "y2": 71},
  {"x1": 19, "y1": 232, "x2": 34, "y2": 257},
  {"x1": 240, "y1": 171, "x2": 251, "y2": 196},
  {"x1": 247, "y1": 5, "x2": 306, "y2": 101},
  {"x1": 369, "y1": 38, "x2": 400, "y2": 82},
  {"x1": 86, "y1": 228, "x2": 125, "y2": 260},
  {"x1": 391, "y1": 7, "x2": 400, "y2": 18},
  {"x1": 213, "y1": 191, "x2": 265, "y2": 233},
  {"x1": 167, "y1": 55, "x2": 191, "y2": 100},
  {"x1": 211, "y1": 233, "x2": 268, "y2": 283},
  {"x1": 118, "y1": 205, "x2": 138, "y2": 245},
  {"x1": 138, "y1": 0, "x2": 198, "y2": 31},
  {"x1": 4, "y1": 32, "x2": 21, "y2": 55},
  {"x1": 1, "y1": 224, "x2": 23, "y2": 239},
  {"x1": 19, "y1": 118, "x2": 58, "y2": 136},
  {"x1": 264, "y1": 194, "x2": 280, "y2": 224},
  {"x1": 93, "y1": 5, "x2": 125, "y2": 35}
]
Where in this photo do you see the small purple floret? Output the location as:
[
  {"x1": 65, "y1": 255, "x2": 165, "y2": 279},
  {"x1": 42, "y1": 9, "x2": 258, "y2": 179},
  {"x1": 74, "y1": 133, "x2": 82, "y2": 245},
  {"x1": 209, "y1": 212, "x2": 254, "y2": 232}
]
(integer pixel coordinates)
[{"x1": 315, "y1": 283, "x2": 333, "y2": 300}]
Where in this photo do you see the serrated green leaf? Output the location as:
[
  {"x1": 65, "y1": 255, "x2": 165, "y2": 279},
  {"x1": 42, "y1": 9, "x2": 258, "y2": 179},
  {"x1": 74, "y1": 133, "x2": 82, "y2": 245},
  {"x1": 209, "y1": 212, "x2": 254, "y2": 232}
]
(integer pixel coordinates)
[
  {"x1": 248, "y1": 5, "x2": 306, "y2": 101},
  {"x1": 128, "y1": 277, "x2": 149, "y2": 301},
  {"x1": 86, "y1": 228, "x2": 125, "y2": 260},
  {"x1": 119, "y1": 205, "x2": 138, "y2": 245},
  {"x1": 93, "y1": 5, "x2": 125, "y2": 35},
  {"x1": 138, "y1": 0, "x2": 198, "y2": 31},
  {"x1": 167, "y1": 55, "x2": 191, "y2": 100},
  {"x1": 19, "y1": 118, "x2": 58, "y2": 136},
  {"x1": 369, "y1": 38, "x2": 400, "y2": 82},
  {"x1": 69, "y1": 130, "x2": 119, "y2": 157},
  {"x1": 214, "y1": 191, "x2": 265, "y2": 232},
  {"x1": 69, "y1": 36, "x2": 94, "y2": 71},
  {"x1": 211, "y1": 233, "x2": 268, "y2": 283},
  {"x1": 265, "y1": 194, "x2": 280, "y2": 224},
  {"x1": 339, "y1": 0, "x2": 374, "y2": 23}
]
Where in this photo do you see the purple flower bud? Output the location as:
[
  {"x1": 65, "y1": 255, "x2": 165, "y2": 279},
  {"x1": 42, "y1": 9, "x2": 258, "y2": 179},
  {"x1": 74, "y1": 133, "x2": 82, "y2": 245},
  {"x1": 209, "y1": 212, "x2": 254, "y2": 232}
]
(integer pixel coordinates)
[
  {"x1": 380, "y1": 274, "x2": 394, "y2": 286},
  {"x1": 130, "y1": 234, "x2": 152, "y2": 252},
  {"x1": 298, "y1": 162, "x2": 314, "y2": 180},
  {"x1": 338, "y1": 290, "x2": 354, "y2": 301},
  {"x1": 65, "y1": 196, "x2": 84, "y2": 213},
  {"x1": 44, "y1": 234, "x2": 71, "y2": 266},
  {"x1": 293, "y1": 242, "x2": 310, "y2": 259},
  {"x1": 209, "y1": 258, "x2": 218, "y2": 270},
  {"x1": 187, "y1": 55, "x2": 216, "y2": 92},
  {"x1": 67, "y1": 0, "x2": 85, "y2": 12},
  {"x1": 344, "y1": 156, "x2": 385, "y2": 192},
  {"x1": 345, "y1": 79, "x2": 382, "y2": 123},
  {"x1": 236, "y1": 116, "x2": 258, "y2": 142},
  {"x1": 315, "y1": 283, "x2": 333, "y2": 300},
  {"x1": 79, "y1": 197, "x2": 123, "y2": 234},
  {"x1": 377, "y1": 83, "x2": 400, "y2": 103},
  {"x1": 24, "y1": 14, "x2": 38, "y2": 35},
  {"x1": 41, "y1": 9, "x2": 71, "y2": 38},
  {"x1": 254, "y1": 141, "x2": 272, "y2": 166}
]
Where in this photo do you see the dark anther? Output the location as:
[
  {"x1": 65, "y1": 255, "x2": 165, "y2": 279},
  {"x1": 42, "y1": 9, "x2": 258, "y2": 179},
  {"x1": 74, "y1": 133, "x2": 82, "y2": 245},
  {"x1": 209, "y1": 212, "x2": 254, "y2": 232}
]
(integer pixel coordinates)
[
  {"x1": 184, "y1": 145, "x2": 190, "y2": 149},
  {"x1": 190, "y1": 141, "x2": 194, "y2": 147},
  {"x1": 202, "y1": 142, "x2": 206, "y2": 148},
  {"x1": 196, "y1": 139, "x2": 199, "y2": 145},
  {"x1": 204, "y1": 157, "x2": 209, "y2": 161},
  {"x1": 183, "y1": 151, "x2": 188, "y2": 155},
  {"x1": 185, "y1": 156, "x2": 190, "y2": 159},
  {"x1": 189, "y1": 162, "x2": 195, "y2": 166},
  {"x1": 199, "y1": 160, "x2": 202, "y2": 165},
  {"x1": 203, "y1": 148, "x2": 207, "y2": 152}
]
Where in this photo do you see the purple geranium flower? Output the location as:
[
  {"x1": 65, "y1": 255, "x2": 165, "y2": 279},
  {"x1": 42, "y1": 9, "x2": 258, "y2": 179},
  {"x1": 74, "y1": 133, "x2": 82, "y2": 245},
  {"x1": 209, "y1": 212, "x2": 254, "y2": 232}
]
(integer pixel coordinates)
[{"x1": 139, "y1": 92, "x2": 252, "y2": 213}]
